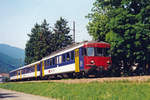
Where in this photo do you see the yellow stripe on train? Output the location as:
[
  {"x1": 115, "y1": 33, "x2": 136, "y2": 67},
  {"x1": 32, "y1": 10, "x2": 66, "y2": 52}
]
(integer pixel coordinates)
[
  {"x1": 17, "y1": 71, "x2": 18, "y2": 80},
  {"x1": 42, "y1": 61, "x2": 45, "y2": 77},
  {"x1": 35, "y1": 64, "x2": 37, "y2": 78},
  {"x1": 75, "y1": 49, "x2": 80, "y2": 72},
  {"x1": 20, "y1": 70, "x2": 22, "y2": 79}
]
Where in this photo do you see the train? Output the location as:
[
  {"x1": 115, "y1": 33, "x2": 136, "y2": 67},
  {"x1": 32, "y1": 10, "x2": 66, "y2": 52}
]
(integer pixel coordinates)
[{"x1": 9, "y1": 41, "x2": 112, "y2": 81}]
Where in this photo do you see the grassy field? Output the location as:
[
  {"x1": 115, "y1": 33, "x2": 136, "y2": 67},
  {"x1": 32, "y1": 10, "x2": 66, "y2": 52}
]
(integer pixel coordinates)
[{"x1": 0, "y1": 81, "x2": 150, "y2": 100}]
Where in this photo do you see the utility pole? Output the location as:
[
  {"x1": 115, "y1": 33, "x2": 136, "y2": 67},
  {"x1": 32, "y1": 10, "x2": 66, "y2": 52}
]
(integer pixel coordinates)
[
  {"x1": 19, "y1": 58, "x2": 22, "y2": 67},
  {"x1": 73, "y1": 21, "x2": 75, "y2": 43}
]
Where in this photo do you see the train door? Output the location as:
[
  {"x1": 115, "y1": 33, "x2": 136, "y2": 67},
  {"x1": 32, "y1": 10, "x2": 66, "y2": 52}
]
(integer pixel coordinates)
[
  {"x1": 75, "y1": 48, "x2": 80, "y2": 72},
  {"x1": 17, "y1": 71, "x2": 18, "y2": 80},
  {"x1": 40, "y1": 61, "x2": 45, "y2": 78},
  {"x1": 57, "y1": 56, "x2": 59, "y2": 67},
  {"x1": 20, "y1": 70, "x2": 22, "y2": 80},
  {"x1": 40, "y1": 63, "x2": 42, "y2": 77},
  {"x1": 79, "y1": 48, "x2": 84, "y2": 70},
  {"x1": 35, "y1": 64, "x2": 37, "y2": 78}
]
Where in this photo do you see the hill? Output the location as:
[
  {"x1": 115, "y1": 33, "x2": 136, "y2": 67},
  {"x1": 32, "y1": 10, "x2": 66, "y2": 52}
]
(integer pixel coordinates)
[
  {"x1": 0, "y1": 44, "x2": 24, "y2": 60},
  {"x1": 0, "y1": 44, "x2": 25, "y2": 73}
]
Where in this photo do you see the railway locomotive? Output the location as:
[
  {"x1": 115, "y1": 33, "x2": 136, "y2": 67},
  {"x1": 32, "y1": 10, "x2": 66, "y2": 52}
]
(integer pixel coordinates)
[{"x1": 9, "y1": 41, "x2": 112, "y2": 81}]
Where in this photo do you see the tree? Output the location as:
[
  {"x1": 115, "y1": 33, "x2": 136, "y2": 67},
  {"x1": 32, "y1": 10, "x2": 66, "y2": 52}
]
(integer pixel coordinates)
[
  {"x1": 87, "y1": 0, "x2": 150, "y2": 76},
  {"x1": 53, "y1": 17, "x2": 73, "y2": 50},
  {"x1": 25, "y1": 18, "x2": 73, "y2": 65},
  {"x1": 25, "y1": 20, "x2": 53, "y2": 64},
  {"x1": 25, "y1": 23, "x2": 41, "y2": 64}
]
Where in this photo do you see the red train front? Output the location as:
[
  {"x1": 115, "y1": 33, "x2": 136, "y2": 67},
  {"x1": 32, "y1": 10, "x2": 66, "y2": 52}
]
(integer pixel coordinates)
[{"x1": 80, "y1": 42, "x2": 112, "y2": 77}]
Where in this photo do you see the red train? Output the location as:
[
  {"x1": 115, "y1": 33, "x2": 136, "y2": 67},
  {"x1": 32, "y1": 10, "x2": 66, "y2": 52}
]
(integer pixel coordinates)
[{"x1": 82, "y1": 42, "x2": 111, "y2": 77}]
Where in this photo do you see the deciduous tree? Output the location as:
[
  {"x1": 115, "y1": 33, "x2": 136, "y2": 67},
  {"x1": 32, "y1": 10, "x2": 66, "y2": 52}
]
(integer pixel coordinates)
[{"x1": 87, "y1": 0, "x2": 150, "y2": 76}]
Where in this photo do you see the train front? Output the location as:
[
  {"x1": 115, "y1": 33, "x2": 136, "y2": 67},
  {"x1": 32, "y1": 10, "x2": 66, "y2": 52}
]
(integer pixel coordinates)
[{"x1": 83, "y1": 42, "x2": 112, "y2": 76}]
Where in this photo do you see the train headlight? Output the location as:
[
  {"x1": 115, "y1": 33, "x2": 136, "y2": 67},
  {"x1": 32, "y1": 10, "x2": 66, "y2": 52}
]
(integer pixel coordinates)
[
  {"x1": 107, "y1": 61, "x2": 111, "y2": 64},
  {"x1": 90, "y1": 60, "x2": 95, "y2": 64}
]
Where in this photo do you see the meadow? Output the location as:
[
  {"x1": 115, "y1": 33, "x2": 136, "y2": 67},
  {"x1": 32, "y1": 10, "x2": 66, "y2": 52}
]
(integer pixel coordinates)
[{"x1": 0, "y1": 80, "x2": 150, "y2": 100}]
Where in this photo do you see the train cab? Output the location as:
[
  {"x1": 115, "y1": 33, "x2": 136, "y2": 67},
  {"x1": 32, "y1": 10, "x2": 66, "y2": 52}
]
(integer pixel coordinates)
[{"x1": 82, "y1": 42, "x2": 112, "y2": 76}]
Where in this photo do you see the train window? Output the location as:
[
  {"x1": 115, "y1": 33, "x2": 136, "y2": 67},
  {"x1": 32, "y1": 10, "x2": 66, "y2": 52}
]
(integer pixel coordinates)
[
  {"x1": 50, "y1": 59, "x2": 51, "y2": 65},
  {"x1": 18, "y1": 71, "x2": 20, "y2": 75},
  {"x1": 55, "y1": 57, "x2": 57, "y2": 64},
  {"x1": 45, "y1": 60, "x2": 48, "y2": 67},
  {"x1": 31, "y1": 67, "x2": 32, "y2": 72},
  {"x1": 82, "y1": 48, "x2": 86, "y2": 56},
  {"x1": 62, "y1": 54, "x2": 66, "y2": 62},
  {"x1": 28, "y1": 67, "x2": 31, "y2": 73},
  {"x1": 66, "y1": 53, "x2": 70, "y2": 61},
  {"x1": 46, "y1": 60, "x2": 48, "y2": 66},
  {"x1": 22, "y1": 69, "x2": 24, "y2": 74},
  {"x1": 71, "y1": 51, "x2": 74, "y2": 60},
  {"x1": 37, "y1": 64, "x2": 40, "y2": 71},
  {"x1": 30, "y1": 67, "x2": 31, "y2": 72},
  {"x1": 26, "y1": 68, "x2": 28, "y2": 73},
  {"x1": 29, "y1": 67, "x2": 32, "y2": 72},
  {"x1": 33, "y1": 66, "x2": 34, "y2": 72},
  {"x1": 49, "y1": 59, "x2": 50, "y2": 66},
  {"x1": 26, "y1": 68, "x2": 27, "y2": 73},
  {"x1": 95, "y1": 48, "x2": 110, "y2": 57},
  {"x1": 28, "y1": 67, "x2": 30, "y2": 73},
  {"x1": 23, "y1": 69, "x2": 25, "y2": 74},
  {"x1": 45, "y1": 61, "x2": 47, "y2": 66},
  {"x1": 49, "y1": 59, "x2": 51, "y2": 65},
  {"x1": 47, "y1": 60, "x2": 50, "y2": 66},
  {"x1": 95, "y1": 48, "x2": 103, "y2": 56},
  {"x1": 53, "y1": 58, "x2": 55, "y2": 65},
  {"x1": 33, "y1": 66, "x2": 35, "y2": 72},
  {"x1": 86, "y1": 47, "x2": 94, "y2": 56},
  {"x1": 59, "y1": 56, "x2": 62, "y2": 64},
  {"x1": 24, "y1": 69, "x2": 26, "y2": 74},
  {"x1": 57, "y1": 56, "x2": 59, "y2": 64}
]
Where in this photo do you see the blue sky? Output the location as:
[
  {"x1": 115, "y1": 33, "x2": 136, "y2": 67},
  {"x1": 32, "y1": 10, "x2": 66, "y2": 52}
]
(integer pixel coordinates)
[{"x1": 0, "y1": 0, "x2": 94, "y2": 49}]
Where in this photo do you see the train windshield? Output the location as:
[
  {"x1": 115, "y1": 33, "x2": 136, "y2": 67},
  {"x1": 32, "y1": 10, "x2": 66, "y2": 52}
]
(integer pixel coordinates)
[
  {"x1": 86, "y1": 47, "x2": 110, "y2": 57},
  {"x1": 86, "y1": 47, "x2": 95, "y2": 56},
  {"x1": 95, "y1": 48, "x2": 110, "y2": 57}
]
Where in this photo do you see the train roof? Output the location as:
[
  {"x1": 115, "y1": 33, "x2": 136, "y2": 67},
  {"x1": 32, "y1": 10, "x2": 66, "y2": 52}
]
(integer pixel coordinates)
[
  {"x1": 42, "y1": 41, "x2": 110, "y2": 60},
  {"x1": 10, "y1": 60, "x2": 41, "y2": 73},
  {"x1": 42, "y1": 41, "x2": 85, "y2": 60}
]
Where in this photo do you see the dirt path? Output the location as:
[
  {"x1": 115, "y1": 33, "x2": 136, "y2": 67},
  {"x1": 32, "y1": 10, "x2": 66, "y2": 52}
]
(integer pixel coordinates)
[{"x1": 0, "y1": 88, "x2": 55, "y2": 100}]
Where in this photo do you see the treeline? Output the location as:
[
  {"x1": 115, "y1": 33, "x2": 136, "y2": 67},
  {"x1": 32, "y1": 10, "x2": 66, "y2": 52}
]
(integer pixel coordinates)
[
  {"x1": 87, "y1": 0, "x2": 150, "y2": 76},
  {"x1": 25, "y1": 17, "x2": 73, "y2": 64},
  {"x1": 25, "y1": 0, "x2": 150, "y2": 76}
]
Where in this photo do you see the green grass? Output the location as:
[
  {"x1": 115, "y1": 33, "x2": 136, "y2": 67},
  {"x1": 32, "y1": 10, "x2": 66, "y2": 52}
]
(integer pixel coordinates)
[{"x1": 0, "y1": 81, "x2": 150, "y2": 100}]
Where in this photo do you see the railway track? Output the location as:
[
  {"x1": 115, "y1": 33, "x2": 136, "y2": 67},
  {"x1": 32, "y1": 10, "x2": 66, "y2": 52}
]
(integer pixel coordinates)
[{"x1": 11, "y1": 75, "x2": 150, "y2": 84}]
